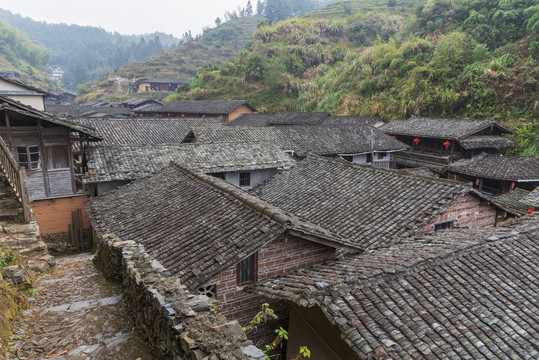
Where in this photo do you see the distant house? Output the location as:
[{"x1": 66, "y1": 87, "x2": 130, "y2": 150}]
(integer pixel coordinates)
[
  {"x1": 136, "y1": 100, "x2": 255, "y2": 122},
  {"x1": 0, "y1": 95, "x2": 100, "y2": 246},
  {"x1": 183, "y1": 124, "x2": 408, "y2": 168},
  {"x1": 250, "y1": 214, "x2": 539, "y2": 359},
  {"x1": 85, "y1": 163, "x2": 360, "y2": 344},
  {"x1": 84, "y1": 142, "x2": 295, "y2": 195},
  {"x1": 379, "y1": 116, "x2": 515, "y2": 174},
  {"x1": 136, "y1": 78, "x2": 190, "y2": 93},
  {"x1": 448, "y1": 153, "x2": 539, "y2": 194},
  {"x1": 115, "y1": 97, "x2": 162, "y2": 109},
  {"x1": 251, "y1": 155, "x2": 513, "y2": 249},
  {"x1": 0, "y1": 75, "x2": 51, "y2": 111},
  {"x1": 47, "y1": 91, "x2": 77, "y2": 104},
  {"x1": 226, "y1": 112, "x2": 386, "y2": 128}
]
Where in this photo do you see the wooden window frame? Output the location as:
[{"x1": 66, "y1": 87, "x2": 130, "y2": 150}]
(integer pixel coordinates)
[
  {"x1": 17, "y1": 145, "x2": 40, "y2": 170},
  {"x1": 237, "y1": 253, "x2": 257, "y2": 285},
  {"x1": 434, "y1": 220, "x2": 455, "y2": 232},
  {"x1": 239, "y1": 172, "x2": 251, "y2": 187}
]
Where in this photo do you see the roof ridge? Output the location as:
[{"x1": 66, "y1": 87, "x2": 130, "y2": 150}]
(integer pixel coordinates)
[{"x1": 169, "y1": 161, "x2": 295, "y2": 227}]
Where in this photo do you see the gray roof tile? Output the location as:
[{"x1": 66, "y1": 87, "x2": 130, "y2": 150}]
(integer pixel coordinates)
[
  {"x1": 250, "y1": 155, "x2": 481, "y2": 248},
  {"x1": 249, "y1": 214, "x2": 539, "y2": 359},
  {"x1": 85, "y1": 141, "x2": 295, "y2": 183},
  {"x1": 85, "y1": 163, "x2": 360, "y2": 290},
  {"x1": 449, "y1": 153, "x2": 539, "y2": 181}
]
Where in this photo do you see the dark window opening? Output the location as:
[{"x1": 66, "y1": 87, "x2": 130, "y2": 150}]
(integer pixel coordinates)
[
  {"x1": 210, "y1": 172, "x2": 226, "y2": 180},
  {"x1": 17, "y1": 146, "x2": 39, "y2": 170},
  {"x1": 237, "y1": 253, "x2": 257, "y2": 285},
  {"x1": 239, "y1": 172, "x2": 251, "y2": 187},
  {"x1": 377, "y1": 152, "x2": 387, "y2": 160},
  {"x1": 434, "y1": 221, "x2": 454, "y2": 231}
]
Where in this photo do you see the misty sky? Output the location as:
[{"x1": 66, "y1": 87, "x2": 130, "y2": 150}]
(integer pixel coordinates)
[{"x1": 1, "y1": 0, "x2": 253, "y2": 38}]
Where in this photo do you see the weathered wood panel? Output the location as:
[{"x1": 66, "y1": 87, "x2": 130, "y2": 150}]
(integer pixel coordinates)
[
  {"x1": 26, "y1": 169, "x2": 46, "y2": 201},
  {"x1": 48, "y1": 169, "x2": 74, "y2": 196}
]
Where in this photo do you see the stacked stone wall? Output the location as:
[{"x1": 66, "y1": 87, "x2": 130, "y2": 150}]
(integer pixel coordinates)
[{"x1": 93, "y1": 234, "x2": 263, "y2": 360}]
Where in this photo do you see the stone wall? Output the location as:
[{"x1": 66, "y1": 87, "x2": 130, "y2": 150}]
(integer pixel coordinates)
[
  {"x1": 420, "y1": 193, "x2": 498, "y2": 232},
  {"x1": 93, "y1": 234, "x2": 264, "y2": 360}
]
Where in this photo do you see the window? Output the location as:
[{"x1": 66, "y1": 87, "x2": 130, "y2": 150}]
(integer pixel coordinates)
[
  {"x1": 239, "y1": 172, "x2": 251, "y2": 187},
  {"x1": 434, "y1": 221, "x2": 454, "y2": 231},
  {"x1": 377, "y1": 152, "x2": 387, "y2": 160},
  {"x1": 237, "y1": 253, "x2": 257, "y2": 285},
  {"x1": 17, "y1": 146, "x2": 39, "y2": 170}
]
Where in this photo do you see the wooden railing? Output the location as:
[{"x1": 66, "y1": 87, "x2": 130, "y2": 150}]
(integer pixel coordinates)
[{"x1": 0, "y1": 136, "x2": 32, "y2": 222}]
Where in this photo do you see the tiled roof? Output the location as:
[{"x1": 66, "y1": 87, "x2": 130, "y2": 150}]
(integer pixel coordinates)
[
  {"x1": 449, "y1": 153, "x2": 539, "y2": 181},
  {"x1": 380, "y1": 116, "x2": 512, "y2": 140},
  {"x1": 251, "y1": 155, "x2": 479, "y2": 248},
  {"x1": 490, "y1": 188, "x2": 531, "y2": 214},
  {"x1": 0, "y1": 75, "x2": 51, "y2": 96},
  {"x1": 84, "y1": 163, "x2": 360, "y2": 290},
  {"x1": 73, "y1": 117, "x2": 222, "y2": 146},
  {"x1": 520, "y1": 186, "x2": 539, "y2": 208},
  {"x1": 85, "y1": 141, "x2": 295, "y2": 183},
  {"x1": 0, "y1": 96, "x2": 100, "y2": 140},
  {"x1": 187, "y1": 125, "x2": 408, "y2": 157},
  {"x1": 120, "y1": 97, "x2": 162, "y2": 107},
  {"x1": 157, "y1": 100, "x2": 255, "y2": 114},
  {"x1": 398, "y1": 167, "x2": 435, "y2": 177},
  {"x1": 141, "y1": 78, "x2": 191, "y2": 84},
  {"x1": 458, "y1": 135, "x2": 516, "y2": 149},
  {"x1": 266, "y1": 112, "x2": 330, "y2": 125},
  {"x1": 249, "y1": 214, "x2": 539, "y2": 359},
  {"x1": 225, "y1": 114, "x2": 275, "y2": 127},
  {"x1": 225, "y1": 113, "x2": 385, "y2": 127}
]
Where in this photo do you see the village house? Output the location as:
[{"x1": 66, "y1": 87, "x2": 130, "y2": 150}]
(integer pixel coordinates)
[
  {"x1": 0, "y1": 75, "x2": 51, "y2": 111},
  {"x1": 249, "y1": 213, "x2": 539, "y2": 359},
  {"x1": 135, "y1": 100, "x2": 255, "y2": 122},
  {"x1": 135, "y1": 78, "x2": 190, "y2": 93},
  {"x1": 250, "y1": 155, "x2": 514, "y2": 249},
  {"x1": 46, "y1": 90, "x2": 77, "y2": 104},
  {"x1": 84, "y1": 141, "x2": 295, "y2": 194},
  {"x1": 114, "y1": 97, "x2": 162, "y2": 109},
  {"x1": 84, "y1": 162, "x2": 361, "y2": 345},
  {"x1": 448, "y1": 153, "x2": 539, "y2": 194},
  {"x1": 0, "y1": 95, "x2": 100, "y2": 247},
  {"x1": 183, "y1": 124, "x2": 408, "y2": 168},
  {"x1": 226, "y1": 112, "x2": 387, "y2": 128},
  {"x1": 379, "y1": 116, "x2": 515, "y2": 174}
]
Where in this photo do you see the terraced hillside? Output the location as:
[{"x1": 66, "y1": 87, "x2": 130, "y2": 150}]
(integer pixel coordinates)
[{"x1": 303, "y1": 0, "x2": 423, "y2": 18}]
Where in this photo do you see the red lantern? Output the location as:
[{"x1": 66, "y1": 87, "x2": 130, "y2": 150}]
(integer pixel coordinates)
[
  {"x1": 528, "y1": 209, "x2": 535, "y2": 214},
  {"x1": 135, "y1": 113, "x2": 138, "y2": 117},
  {"x1": 160, "y1": 114, "x2": 163, "y2": 117},
  {"x1": 202, "y1": 115, "x2": 206, "y2": 118},
  {"x1": 453, "y1": 174, "x2": 457, "y2": 180},
  {"x1": 511, "y1": 182, "x2": 515, "y2": 189},
  {"x1": 475, "y1": 178, "x2": 480, "y2": 185},
  {"x1": 181, "y1": 114, "x2": 185, "y2": 117},
  {"x1": 219, "y1": 115, "x2": 223, "y2": 118},
  {"x1": 443, "y1": 141, "x2": 452, "y2": 150},
  {"x1": 392, "y1": 135, "x2": 398, "y2": 139},
  {"x1": 413, "y1": 138, "x2": 421, "y2": 145},
  {"x1": 167, "y1": 113, "x2": 171, "y2": 117}
]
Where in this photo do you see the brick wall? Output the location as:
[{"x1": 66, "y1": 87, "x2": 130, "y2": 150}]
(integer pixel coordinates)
[
  {"x1": 420, "y1": 193, "x2": 497, "y2": 233},
  {"x1": 204, "y1": 234, "x2": 336, "y2": 345},
  {"x1": 31, "y1": 196, "x2": 90, "y2": 237},
  {"x1": 226, "y1": 105, "x2": 254, "y2": 122}
]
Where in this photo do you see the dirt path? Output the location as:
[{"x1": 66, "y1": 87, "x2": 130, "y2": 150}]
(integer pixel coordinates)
[{"x1": 7, "y1": 253, "x2": 154, "y2": 360}]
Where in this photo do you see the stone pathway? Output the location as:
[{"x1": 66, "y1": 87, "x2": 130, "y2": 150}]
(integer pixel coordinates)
[{"x1": 7, "y1": 253, "x2": 155, "y2": 360}]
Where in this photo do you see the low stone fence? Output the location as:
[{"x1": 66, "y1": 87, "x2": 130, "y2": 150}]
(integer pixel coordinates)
[{"x1": 93, "y1": 234, "x2": 265, "y2": 360}]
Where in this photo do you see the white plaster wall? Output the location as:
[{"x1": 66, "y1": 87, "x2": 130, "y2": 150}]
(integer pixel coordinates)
[{"x1": 224, "y1": 168, "x2": 278, "y2": 190}]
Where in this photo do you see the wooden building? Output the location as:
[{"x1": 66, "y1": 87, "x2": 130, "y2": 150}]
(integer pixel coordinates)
[
  {"x1": 136, "y1": 100, "x2": 255, "y2": 122},
  {"x1": 0, "y1": 96, "x2": 100, "y2": 245},
  {"x1": 136, "y1": 78, "x2": 190, "y2": 93},
  {"x1": 0, "y1": 75, "x2": 51, "y2": 111},
  {"x1": 379, "y1": 116, "x2": 515, "y2": 174}
]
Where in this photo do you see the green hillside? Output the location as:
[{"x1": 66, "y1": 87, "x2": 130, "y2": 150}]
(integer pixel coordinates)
[
  {"x1": 172, "y1": 0, "x2": 538, "y2": 155},
  {"x1": 304, "y1": 0, "x2": 422, "y2": 18},
  {"x1": 0, "y1": 19, "x2": 58, "y2": 90}
]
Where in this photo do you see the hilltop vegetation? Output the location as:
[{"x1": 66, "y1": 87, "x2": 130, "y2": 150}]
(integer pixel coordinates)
[
  {"x1": 0, "y1": 19, "x2": 58, "y2": 89},
  {"x1": 170, "y1": 0, "x2": 538, "y2": 154},
  {"x1": 0, "y1": 8, "x2": 179, "y2": 89}
]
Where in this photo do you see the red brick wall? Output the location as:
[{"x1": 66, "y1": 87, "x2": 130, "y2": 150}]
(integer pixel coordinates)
[
  {"x1": 203, "y1": 234, "x2": 336, "y2": 344},
  {"x1": 32, "y1": 195, "x2": 90, "y2": 236},
  {"x1": 420, "y1": 193, "x2": 497, "y2": 233}
]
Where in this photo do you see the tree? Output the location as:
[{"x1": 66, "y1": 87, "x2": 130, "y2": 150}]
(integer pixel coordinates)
[
  {"x1": 215, "y1": 17, "x2": 222, "y2": 26},
  {"x1": 257, "y1": 0, "x2": 265, "y2": 15},
  {"x1": 246, "y1": 0, "x2": 254, "y2": 16}
]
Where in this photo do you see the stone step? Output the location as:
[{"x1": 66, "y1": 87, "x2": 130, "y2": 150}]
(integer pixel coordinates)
[{"x1": 17, "y1": 241, "x2": 47, "y2": 255}]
